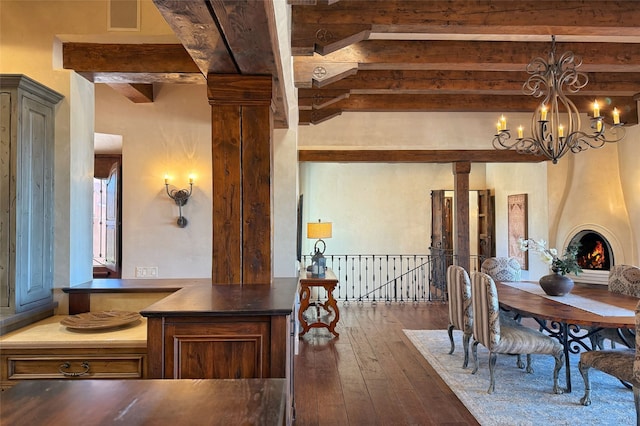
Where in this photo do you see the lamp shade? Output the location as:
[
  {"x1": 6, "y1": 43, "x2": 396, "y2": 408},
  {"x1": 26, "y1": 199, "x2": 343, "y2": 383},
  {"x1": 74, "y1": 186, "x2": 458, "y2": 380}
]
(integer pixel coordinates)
[{"x1": 307, "y1": 221, "x2": 332, "y2": 239}]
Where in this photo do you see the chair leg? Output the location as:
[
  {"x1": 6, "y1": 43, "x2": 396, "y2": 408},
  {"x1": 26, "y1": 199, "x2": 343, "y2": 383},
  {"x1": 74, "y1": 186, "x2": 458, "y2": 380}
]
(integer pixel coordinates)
[
  {"x1": 462, "y1": 332, "x2": 471, "y2": 369},
  {"x1": 447, "y1": 324, "x2": 455, "y2": 355},
  {"x1": 488, "y1": 352, "x2": 497, "y2": 394},
  {"x1": 471, "y1": 341, "x2": 480, "y2": 374},
  {"x1": 578, "y1": 360, "x2": 591, "y2": 404},
  {"x1": 525, "y1": 354, "x2": 533, "y2": 374}
]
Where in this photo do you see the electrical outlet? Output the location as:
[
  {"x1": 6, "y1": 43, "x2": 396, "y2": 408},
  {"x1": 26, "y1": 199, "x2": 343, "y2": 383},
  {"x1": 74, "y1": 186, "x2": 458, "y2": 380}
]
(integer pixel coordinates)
[
  {"x1": 135, "y1": 267, "x2": 146, "y2": 278},
  {"x1": 135, "y1": 266, "x2": 158, "y2": 278}
]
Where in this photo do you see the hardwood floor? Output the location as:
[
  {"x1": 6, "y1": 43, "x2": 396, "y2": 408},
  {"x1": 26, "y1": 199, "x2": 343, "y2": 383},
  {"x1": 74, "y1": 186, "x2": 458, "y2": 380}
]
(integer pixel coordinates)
[{"x1": 294, "y1": 302, "x2": 479, "y2": 425}]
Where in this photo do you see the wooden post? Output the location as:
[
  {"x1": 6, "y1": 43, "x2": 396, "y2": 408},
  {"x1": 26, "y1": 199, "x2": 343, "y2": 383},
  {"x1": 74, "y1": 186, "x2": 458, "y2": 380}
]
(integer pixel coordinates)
[
  {"x1": 208, "y1": 74, "x2": 273, "y2": 284},
  {"x1": 453, "y1": 162, "x2": 471, "y2": 272}
]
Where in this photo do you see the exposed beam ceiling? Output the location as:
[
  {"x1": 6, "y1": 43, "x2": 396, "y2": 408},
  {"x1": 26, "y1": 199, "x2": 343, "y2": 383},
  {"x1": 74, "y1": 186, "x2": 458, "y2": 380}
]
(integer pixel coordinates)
[
  {"x1": 62, "y1": 0, "x2": 289, "y2": 128},
  {"x1": 62, "y1": 0, "x2": 640, "y2": 132},
  {"x1": 291, "y1": 0, "x2": 640, "y2": 125}
]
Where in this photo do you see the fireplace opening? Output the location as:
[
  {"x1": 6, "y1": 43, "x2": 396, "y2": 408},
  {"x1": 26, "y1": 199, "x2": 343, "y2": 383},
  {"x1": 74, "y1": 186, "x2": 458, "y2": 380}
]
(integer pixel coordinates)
[{"x1": 569, "y1": 230, "x2": 613, "y2": 270}]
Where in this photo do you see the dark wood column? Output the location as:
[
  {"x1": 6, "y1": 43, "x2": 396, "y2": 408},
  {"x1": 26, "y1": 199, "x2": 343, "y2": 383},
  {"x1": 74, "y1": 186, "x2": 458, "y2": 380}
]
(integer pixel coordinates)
[
  {"x1": 208, "y1": 74, "x2": 273, "y2": 284},
  {"x1": 453, "y1": 162, "x2": 471, "y2": 272}
]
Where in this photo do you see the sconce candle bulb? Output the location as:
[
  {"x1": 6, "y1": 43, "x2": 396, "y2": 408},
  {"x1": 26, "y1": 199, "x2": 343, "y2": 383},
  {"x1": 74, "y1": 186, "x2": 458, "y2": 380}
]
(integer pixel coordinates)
[{"x1": 164, "y1": 176, "x2": 194, "y2": 228}]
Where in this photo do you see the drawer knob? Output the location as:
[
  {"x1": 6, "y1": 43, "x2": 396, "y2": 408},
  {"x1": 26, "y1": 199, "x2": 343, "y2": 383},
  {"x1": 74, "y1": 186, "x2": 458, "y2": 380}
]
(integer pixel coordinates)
[{"x1": 58, "y1": 361, "x2": 91, "y2": 377}]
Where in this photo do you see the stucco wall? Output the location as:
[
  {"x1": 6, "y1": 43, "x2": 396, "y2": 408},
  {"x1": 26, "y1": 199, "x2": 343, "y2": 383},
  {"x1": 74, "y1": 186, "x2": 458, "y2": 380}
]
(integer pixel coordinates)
[{"x1": 0, "y1": 0, "x2": 176, "y2": 288}]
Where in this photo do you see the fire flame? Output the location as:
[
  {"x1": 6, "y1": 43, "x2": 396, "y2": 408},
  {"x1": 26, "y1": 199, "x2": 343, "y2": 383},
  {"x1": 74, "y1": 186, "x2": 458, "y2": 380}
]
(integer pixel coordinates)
[{"x1": 578, "y1": 241, "x2": 606, "y2": 269}]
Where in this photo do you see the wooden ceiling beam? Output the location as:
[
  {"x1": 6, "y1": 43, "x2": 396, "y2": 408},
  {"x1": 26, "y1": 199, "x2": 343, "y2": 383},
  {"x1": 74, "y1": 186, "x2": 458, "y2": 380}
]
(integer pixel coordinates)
[
  {"x1": 291, "y1": 1, "x2": 640, "y2": 37},
  {"x1": 298, "y1": 149, "x2": 547, "y2": 163},
  {"x1": 62, "y1": 43, "x2": 201, "y2": 73},
  {"x1": 151, "y1": 0, "x2": 237, "y2": 75},
  {"x1": 89, "y1": 72, "x2": 205, "y2": 85},
  {"x1": 151, "y1": 0, "x2": 288, "y2": 128},
  {"x1": 294, "y1": 40, "x2": 640, "y2": 89},
  {"x1": 299, "y1": 108, "x2": 343, "y2": 125},
  {"x1": 298, "y1": 70, "x2": 640, "y2": 96},
  {"x1": 105, "y1": 83, "x2": 154, "y2": 103},
  {"x1": 298, "y1": 94, "x2": 638, "y2": 125},
  {"x1": 291, "y1": 24, "x2": 371, "y2": 56}
]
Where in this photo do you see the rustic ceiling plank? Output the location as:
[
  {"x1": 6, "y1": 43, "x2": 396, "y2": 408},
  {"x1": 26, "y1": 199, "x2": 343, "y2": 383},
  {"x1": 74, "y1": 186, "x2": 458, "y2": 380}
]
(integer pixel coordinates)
[
  {"x1": 298, "y1": 108, "x2": 343, "y2": 125},
  {"x1": 298, "y1": 89, "x2": 350, "y2": 109},
  {"x1": 294, "y1": 62, "x2": 358, "y2": 88},
  {"x1": 90, "y1": 72, "x2": 205, "y2": 84},
  {"x1": 298, "y1": 149, "x2": 547, "y2": 163},
  {"x1": 152, "y1": 0, "x2": 238, "y2": 74},
  {"x1": 291, "y1": 1, "x2": 640, "y2": 37},
  {"x1": 62, "y1": 43, "x2": 201, "y2": 73},
  {"x1": 294, "y1": 40, "x2": 640, "y2": 73},
  {"x1": 210, "y1": 0, "x2": 275, "y2": 75},
  {"x1": 301, "y1": 70, "x2": 640, "y2": 96},
  {"x1": 297, "y1": 93, "x2": 639, "y2": 125},
  {"x1": 105, "y1": 83, "x2": 154, "y2": 103},
  {"x1": 291, "y1": 24, "x2": 371, "y2": 56},
  {"x1": 152, "y1": 0, "x2": 288, "y2": 128}
]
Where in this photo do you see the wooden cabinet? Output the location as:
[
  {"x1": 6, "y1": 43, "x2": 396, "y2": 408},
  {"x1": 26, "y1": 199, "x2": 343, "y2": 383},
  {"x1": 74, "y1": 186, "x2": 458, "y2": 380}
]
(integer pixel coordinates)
[
  {"x1": 158, "y1": 317, "x2": 273, "y2": 379},
  {"x1": 141, "y1": 279, "x2": 297, "y2": 424},
  {"x1": 0, "y1": 75, "x2": 63, "y2": 334},
  {"x1": 1, "y1": 348, "x2": 146, "y2": 388},
  {"x1": 0, "y1": 315, "x2": 147, "y2": 389},
  {"x1": 142, "y1": 279, "x2": 296, "y2": 380}
]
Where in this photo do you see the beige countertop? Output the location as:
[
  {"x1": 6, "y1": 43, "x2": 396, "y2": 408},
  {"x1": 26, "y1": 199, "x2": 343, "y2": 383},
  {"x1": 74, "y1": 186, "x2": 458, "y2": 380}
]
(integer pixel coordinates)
[{"x1": 0, "y1": 315, "x2": 147, "y2": 349}]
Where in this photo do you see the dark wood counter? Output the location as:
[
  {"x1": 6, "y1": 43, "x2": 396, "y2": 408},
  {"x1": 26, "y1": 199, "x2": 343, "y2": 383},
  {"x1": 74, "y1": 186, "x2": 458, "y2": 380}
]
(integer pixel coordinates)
[
  {"x1": 139, "y1": 277, "x2": 298, "y2": 317},
  {"x1": 62, "y1": 277, "x2": 298, "y2": 424},
  {"x1": 1, "y1": 378, "x2": 286, "y2": 425},
  {"x1": 62, "y1": 278, "x2": 210, "y2": 314},
  {"x1": 140, "y1": 278, "x2": 297, "y2": 380}
]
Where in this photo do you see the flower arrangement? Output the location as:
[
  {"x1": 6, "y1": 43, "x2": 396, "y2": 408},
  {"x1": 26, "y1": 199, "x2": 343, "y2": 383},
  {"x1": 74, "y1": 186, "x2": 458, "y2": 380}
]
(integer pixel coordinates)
[{"x1": 518, "y1": 238, "x2": 582, "y2": 276}]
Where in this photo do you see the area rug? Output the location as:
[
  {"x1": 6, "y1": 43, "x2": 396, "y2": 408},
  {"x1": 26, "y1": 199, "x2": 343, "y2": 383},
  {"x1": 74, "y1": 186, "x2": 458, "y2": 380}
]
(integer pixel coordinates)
[{"x1": 403, "y1": 329, "x2": 635, "y2": 426}]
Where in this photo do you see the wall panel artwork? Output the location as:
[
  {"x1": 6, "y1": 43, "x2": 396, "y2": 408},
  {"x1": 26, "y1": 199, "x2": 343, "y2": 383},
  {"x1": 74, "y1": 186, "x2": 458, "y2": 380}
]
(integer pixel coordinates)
[{"x1": 508, "y1": 194, "x2": 528, "y2": 270}]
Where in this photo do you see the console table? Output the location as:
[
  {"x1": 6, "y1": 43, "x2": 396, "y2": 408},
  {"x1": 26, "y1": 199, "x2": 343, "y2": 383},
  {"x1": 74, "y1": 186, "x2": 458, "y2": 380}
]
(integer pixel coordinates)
[{"x1": 298, "y1": 268, "x2": 340, "y2": 337}]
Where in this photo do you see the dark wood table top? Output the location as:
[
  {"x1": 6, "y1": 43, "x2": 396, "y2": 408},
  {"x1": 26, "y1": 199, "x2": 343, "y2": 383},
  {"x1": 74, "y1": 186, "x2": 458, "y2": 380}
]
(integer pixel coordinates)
[
  {"x1": 139, "y1": 277, "x2": 298, "y2": 317},
  {"x1": 497, "y1": 281, "x2": 637, "y2": 328},
  {"x1": 1, "y1": 379, "x2": 285, "y2": 426}
]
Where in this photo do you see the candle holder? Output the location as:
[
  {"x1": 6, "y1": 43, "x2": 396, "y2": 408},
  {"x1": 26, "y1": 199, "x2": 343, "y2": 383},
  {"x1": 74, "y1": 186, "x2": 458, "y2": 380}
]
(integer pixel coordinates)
[
  {"x1": 491, "y1": 35, "x2": 626, "y2": 164},
  {"x1": 164, "y1": 178, "x2": 193, "y2": 228}
]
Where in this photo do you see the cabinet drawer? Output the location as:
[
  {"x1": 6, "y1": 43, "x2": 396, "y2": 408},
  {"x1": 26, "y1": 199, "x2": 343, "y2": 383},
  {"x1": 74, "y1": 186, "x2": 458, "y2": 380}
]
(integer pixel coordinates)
[{"x1": 6, "y1": 355, "x2": 145, "y2": 380}]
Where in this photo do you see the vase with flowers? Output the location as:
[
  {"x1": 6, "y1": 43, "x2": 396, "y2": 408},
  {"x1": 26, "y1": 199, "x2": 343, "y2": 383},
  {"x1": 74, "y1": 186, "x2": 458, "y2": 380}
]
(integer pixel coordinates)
[{"x1": 519, "y1": 238, "x2": 582, "y2": 296}]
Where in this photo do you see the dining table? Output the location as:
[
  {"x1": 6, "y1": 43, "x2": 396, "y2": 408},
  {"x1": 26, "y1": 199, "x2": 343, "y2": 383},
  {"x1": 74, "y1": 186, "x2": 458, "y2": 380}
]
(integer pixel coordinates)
[{"x1": 496, "y1": 280, "x2": 637, "y2": 393}]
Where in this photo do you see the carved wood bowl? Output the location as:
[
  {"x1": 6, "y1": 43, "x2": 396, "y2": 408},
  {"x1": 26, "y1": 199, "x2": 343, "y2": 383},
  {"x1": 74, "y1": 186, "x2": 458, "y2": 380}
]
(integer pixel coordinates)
[{"x1": 60, "y1": 310, "x2": 141, "y2": 331}]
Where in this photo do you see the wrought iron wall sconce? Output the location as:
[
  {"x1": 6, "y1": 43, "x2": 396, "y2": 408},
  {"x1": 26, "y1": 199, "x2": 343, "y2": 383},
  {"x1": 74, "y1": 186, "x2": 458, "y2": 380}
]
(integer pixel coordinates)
[{"x1": 164, "y1": 175, "x2": 193, "y2": 228}]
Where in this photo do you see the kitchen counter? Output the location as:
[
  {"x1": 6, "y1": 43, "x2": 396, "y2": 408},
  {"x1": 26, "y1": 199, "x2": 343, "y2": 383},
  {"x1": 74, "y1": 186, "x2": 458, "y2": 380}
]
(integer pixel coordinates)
[{"x1": 0, "y1": 315, "x2": 147, "y2": 349}]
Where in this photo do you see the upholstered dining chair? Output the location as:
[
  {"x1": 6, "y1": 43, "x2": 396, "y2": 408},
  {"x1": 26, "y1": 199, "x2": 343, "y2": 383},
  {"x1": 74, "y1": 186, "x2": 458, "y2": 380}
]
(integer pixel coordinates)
[
  {"x1": 481, "y1": 257, "x2": 524, "y2": 323},
  {"x1": 447, "y1": 265, "x2": 473, "y2": 368},
  {"x1": 470, "y1": 271, "x2": 565, "y2": 394},
  {"x1": 578, "y1": 299, "x2": 640, "y2": 425},
  {"x1": 589, "y1": 265, "x2": 640, "y2": 350},
  {"x1": 481, "y1": 257, "x2": 522, "y2": 282}
]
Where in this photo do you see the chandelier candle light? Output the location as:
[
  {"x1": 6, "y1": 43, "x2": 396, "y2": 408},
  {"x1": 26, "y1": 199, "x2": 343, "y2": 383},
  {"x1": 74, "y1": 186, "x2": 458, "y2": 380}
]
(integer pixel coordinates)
[{"x1": 493, "y1": 36, "x2": 625, "y2": 164}]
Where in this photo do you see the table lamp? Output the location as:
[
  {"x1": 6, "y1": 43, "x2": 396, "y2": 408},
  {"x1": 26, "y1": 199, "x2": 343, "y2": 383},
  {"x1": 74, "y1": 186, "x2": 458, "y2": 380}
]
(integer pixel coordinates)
[{"x1": 307, "y1": 219, "x2": 332, "y2": 278}]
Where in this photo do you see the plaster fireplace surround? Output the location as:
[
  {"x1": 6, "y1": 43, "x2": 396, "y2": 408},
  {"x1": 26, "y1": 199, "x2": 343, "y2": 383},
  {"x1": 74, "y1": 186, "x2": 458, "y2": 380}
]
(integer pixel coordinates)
[
  {"x1": 553, "y1": 140, "x2": 637, "y2": 286},
  {"x1": 564, "y1": 225, "x2": 623, "y2": 285}
]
